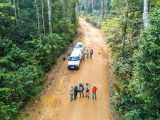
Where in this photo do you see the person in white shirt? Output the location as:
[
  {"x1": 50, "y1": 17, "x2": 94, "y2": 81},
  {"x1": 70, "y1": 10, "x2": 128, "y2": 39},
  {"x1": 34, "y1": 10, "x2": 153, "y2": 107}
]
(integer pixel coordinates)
[{"x1": 79, "y1": 83, "x2": 84, "y2": 98}]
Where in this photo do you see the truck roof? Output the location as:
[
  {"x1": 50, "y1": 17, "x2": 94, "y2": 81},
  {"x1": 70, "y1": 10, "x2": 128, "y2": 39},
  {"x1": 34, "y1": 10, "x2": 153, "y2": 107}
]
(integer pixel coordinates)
[
  {"x1": 70, "y1": 50, "x2": 81, "y2": 57},
  {"x1": 76, "y1": 42, "x2": 83, "y2": 45}
]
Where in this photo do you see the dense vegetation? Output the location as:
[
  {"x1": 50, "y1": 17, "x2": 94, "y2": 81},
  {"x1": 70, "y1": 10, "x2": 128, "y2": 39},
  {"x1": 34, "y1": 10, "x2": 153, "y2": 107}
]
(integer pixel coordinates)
[
  {"x1": 78, "y1": 0, "x2": 160, "y2": 119},
  {"x1": 0, "y1": 0, "x2": 77, "y2": 119}
]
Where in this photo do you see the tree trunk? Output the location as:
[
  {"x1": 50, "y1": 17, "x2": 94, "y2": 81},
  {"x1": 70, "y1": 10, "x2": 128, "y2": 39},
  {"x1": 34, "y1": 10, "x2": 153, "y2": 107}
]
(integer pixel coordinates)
[
  {"x1": 102, "y1": 0, "x2": 108, "y2": 19},
  {"x1": 64, "y1": 0, "x2": 68, "y2": 17},
  {"x1": 41, "y1": 0, "x2": 45, "y2": 34},
  {"x1": 102, "y1": 0, "x2": 104, "y2": 19},
  {"x1": 72, "y1": 0, "x2": 76, "y2": 25},
  {"x1": 59, "y1": 0, "x2": 64, "y2": 18},
  {"x1": 13, "y1": 0, "x2": 18, "y2": 22},
  {"x1": 143, "y1": 0, "x2": 149, "y2": 28},
  {"x1": 17, "y1": 0, "x2": 19, "y2": 18},
  {"x1": 35, "y1": 0, "x2": 41, "y2": 38},
  {"x1": 122, "y1": 6, "x2": 128, "y2": 56},
  {"x1": 48, "y1": 0, "x2": 52, "y2": 34},
  {"x1": 105, "y1": 0, "x2": 108, "y2": 11},
  {"x1": 86, "y1": 0, "x2": 88, "y2": 14},
  {"x1": 91, "y1": 0, "x2": 94, "y2": 13}
]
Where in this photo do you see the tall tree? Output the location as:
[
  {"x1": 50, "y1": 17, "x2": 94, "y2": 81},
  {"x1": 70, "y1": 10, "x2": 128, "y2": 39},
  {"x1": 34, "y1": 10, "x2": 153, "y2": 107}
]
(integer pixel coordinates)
[
  {"x1": 72, "y1": 0, "x2": 76, "y2": 25},
  {"x1": 41, "y1": 0, "x2": 45, "y2": 34},
  {"x1": 48, "y1": 0, "x2": 52, "y2": 33},
  {"x1": 102, "y1": 0, "x2": 105, "y2": 18},
  {"x1": 91, "y1": 0, "x2": 94, "y2": 12},
  {"x1": 86, "y1": 0, "x2": 89, "y2": 14},
  {"x1": 13, "y1": 0, "x2": 18, "y2": 22},
  {"x1": 102, "y1": 0, "x2": 108, "y2": 19},
  {"x1": 35, "y1": 0, "x2": 41, "y2": 38},
  {"x1": 143, "y1": 0, "x2": 149, "y2": 28}
]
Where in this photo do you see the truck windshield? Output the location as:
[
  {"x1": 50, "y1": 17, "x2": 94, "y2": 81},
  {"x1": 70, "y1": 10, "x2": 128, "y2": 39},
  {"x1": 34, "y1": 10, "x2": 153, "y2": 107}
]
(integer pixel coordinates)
[
  {"x1": 69, "y1": 57, "x2": 79, "y2": 61},
  {"x1": 75, "y1": 45, "x2": 83, "y2": 48}
]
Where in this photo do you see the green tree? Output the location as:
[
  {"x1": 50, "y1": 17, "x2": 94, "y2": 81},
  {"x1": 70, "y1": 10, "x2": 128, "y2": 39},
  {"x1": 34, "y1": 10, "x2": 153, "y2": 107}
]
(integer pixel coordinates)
[
  {"x1": 0, "y1": 0, "x2": 78, "y2": 119},
  {"x1": 132, "y1": 6, "x2": 160, "y2": 119}
]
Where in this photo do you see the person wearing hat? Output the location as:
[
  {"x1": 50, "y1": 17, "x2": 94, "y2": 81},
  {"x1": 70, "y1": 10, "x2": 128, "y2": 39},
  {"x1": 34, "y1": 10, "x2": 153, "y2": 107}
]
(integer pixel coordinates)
[
  {"x1": 92, "y1": 84, "x2": 97, "y2": 100},
  {"x1": 70, "y1": 86, "x2": 74, "y2": 102}
]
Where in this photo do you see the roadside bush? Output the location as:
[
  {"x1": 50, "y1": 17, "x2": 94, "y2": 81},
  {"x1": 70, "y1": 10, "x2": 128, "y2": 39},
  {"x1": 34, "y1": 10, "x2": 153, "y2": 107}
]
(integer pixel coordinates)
[
  {"x1": 0, "y1": 33, "x2": 76, "y2": 119},
  {"x1": 0, "y1": 102, "x2": 18, "y2": 120},
  {"x1": 25, "y1": 32, "x2": 73, "y2": 71},
  {"x1": 124, "y1": 110, "x2": 141, "y2": 120},
  {"x1": 102, "y1": 18, "x2": 122, "y2": 51}
]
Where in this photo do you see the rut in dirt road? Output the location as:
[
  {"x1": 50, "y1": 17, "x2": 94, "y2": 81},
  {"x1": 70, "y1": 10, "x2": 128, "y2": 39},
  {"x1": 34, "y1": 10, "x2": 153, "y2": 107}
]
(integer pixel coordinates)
[{"x1": 24, "y1": 18, "x2": 112, "y2": 120}]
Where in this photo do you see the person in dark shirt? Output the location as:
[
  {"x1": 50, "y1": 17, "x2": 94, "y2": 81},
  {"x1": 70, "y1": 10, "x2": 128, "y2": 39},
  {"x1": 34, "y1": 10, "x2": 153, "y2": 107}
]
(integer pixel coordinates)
[
  {"x1": 79, "y1": 83, "x2": 84, "y2": 98},
  {"x1": 90, "y1": 49, "x2": 93, "y2": 58},
  {"x1": 74, "y1": 85, "x2": 78, "y2": 100}
]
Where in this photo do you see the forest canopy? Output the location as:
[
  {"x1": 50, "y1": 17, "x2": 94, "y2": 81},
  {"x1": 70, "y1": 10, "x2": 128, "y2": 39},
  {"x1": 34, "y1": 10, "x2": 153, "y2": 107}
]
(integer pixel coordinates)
[
  {"x1": 78, "y1": 0, "x2": 160, "y2": 119},
  {"x1": 0, "y1": 0, "x2": 77, "y2": 119},
  {"x1": 1, "y1": 0, "x2": 160, "y2": 119}
]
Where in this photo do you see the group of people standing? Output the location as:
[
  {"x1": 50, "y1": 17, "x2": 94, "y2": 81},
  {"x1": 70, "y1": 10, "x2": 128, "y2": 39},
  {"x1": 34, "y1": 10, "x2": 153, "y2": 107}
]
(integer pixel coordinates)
[
  {"x1": 83, "y1": 48, "x2": 93, "y2": 59},
  {"x1": 69, "y1": 48, "x2": 96, "y2": 102},
  {"x1": 70, "y1": 83, "x2": 97, "y2": 102}
]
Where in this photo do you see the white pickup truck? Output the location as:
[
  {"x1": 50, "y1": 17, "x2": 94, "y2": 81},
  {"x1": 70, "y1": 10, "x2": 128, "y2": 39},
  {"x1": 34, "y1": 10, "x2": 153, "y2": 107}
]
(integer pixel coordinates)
[
  {"x1": 68, "y1": 49, "x2": 82, "y2": 70},
  {"x1": 73, "y1": 42, "x2": 84, "y2": 52}
]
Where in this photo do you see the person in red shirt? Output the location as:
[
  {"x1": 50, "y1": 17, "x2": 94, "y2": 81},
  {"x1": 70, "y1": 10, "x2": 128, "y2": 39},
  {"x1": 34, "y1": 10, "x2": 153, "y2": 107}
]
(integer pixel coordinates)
[{"x1": 92, "y1": 84, "x2": 97, "y2": 100}]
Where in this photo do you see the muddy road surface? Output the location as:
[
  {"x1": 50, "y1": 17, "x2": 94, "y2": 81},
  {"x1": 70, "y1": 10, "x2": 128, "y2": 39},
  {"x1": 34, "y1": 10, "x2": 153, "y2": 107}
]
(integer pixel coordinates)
[{"x1": 24, "y1": 18, "x2": 112, "y2": 120}]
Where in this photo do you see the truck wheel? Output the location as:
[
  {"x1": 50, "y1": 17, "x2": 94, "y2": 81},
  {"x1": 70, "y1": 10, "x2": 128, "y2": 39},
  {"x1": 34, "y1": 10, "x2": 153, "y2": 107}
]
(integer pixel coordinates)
[
  {"x1": 68, "y1": 67, "x2": 70, "y2": 70},
  {"x1": 77, "y1": 66, "x2": 80, "y2": 70}
]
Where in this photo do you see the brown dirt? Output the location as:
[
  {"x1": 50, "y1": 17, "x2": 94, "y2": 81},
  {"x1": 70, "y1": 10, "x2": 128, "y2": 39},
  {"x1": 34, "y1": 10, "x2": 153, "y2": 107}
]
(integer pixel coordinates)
[{"x1": 23, "y1": 18, "x2": 112, "y2": 120}]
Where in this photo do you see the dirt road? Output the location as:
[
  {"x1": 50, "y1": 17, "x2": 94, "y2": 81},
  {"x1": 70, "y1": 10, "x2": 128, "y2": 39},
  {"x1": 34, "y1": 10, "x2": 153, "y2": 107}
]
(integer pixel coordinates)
[{"x1": 24, "y1": 18, "x2": 112, "y2": 120}]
